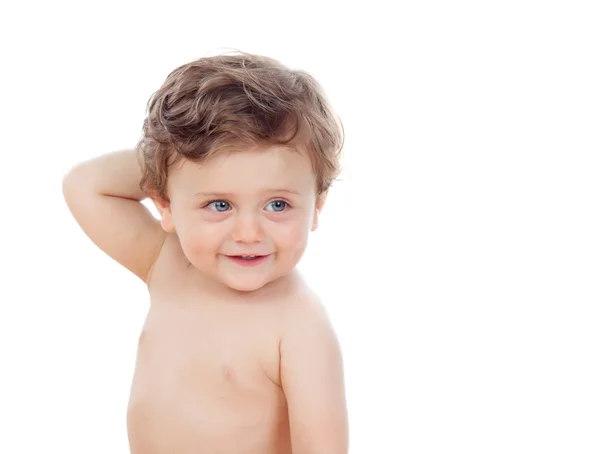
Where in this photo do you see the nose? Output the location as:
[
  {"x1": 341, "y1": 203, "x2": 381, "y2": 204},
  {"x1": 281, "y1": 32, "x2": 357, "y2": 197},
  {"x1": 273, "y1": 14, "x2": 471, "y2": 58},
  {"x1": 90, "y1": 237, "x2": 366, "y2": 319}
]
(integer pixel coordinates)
[{"x1": 231, "y1": 212, "x2": 264, "y2": 244}]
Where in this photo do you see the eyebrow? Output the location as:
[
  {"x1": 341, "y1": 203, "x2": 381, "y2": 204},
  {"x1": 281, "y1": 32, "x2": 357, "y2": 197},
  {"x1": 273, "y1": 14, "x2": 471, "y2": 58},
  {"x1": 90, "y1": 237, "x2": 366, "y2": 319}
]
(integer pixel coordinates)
[{"x1": 194, "y1": 189, "x2": 301, "y2": 197}]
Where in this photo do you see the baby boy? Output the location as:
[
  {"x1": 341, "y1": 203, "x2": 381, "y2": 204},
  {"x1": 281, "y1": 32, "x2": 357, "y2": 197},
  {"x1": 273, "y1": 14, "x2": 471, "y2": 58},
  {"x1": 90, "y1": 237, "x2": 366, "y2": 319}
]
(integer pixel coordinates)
[{"x1": 62, "y1": 52, "x2": 348, "y2": 454}]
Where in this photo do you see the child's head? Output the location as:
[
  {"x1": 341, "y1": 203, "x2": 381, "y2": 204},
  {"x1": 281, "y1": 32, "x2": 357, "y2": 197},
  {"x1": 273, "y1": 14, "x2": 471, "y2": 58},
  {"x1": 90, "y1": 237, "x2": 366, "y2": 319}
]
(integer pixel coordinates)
[{"x1": 136, "y1": 52, "x2": 343, "y2": 292}]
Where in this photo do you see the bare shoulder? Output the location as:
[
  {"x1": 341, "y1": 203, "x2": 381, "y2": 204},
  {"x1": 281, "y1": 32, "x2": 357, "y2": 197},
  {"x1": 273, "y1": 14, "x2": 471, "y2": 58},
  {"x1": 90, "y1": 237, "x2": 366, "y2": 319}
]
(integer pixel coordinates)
[
  {"x1": 279, "y1": 285, "x2": 348, "y2": 453},
  {"x1": 281, "y1": 286, "x2": 334, "y2": 333},
  {"x1": 145, "y1": 232, "x2": 191, "y2": 288},
  {"x1": 279, "y1": 286, "x2": 342, "y2": 362}
]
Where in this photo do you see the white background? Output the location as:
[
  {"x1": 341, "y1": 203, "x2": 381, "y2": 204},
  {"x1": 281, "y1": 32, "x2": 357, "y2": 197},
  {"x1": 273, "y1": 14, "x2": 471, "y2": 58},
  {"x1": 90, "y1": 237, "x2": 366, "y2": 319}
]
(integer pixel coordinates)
[{"x1": 1, "y1": 1, "x2": 599, "y2": 453}]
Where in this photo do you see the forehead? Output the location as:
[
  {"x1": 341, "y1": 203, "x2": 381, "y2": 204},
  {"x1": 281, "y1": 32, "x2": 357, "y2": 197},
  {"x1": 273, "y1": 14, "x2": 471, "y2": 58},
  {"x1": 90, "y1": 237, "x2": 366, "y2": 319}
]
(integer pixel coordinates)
[{"x1": 170, "y1": 145, "x2": 316, "y2": 194}]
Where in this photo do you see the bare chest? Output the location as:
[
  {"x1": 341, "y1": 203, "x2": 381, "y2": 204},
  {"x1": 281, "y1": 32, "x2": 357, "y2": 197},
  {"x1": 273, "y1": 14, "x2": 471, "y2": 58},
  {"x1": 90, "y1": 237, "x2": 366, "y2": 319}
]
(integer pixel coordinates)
[{"x1": 126, "y1": 299, "x2": 289, "y2": 454}]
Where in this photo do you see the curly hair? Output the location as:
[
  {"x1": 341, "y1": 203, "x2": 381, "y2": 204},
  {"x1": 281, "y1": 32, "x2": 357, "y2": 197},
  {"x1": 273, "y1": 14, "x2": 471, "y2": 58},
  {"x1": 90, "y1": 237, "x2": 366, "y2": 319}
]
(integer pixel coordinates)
[{"x1": 136, "y1": 51, "x2": 344, "y2": 200}]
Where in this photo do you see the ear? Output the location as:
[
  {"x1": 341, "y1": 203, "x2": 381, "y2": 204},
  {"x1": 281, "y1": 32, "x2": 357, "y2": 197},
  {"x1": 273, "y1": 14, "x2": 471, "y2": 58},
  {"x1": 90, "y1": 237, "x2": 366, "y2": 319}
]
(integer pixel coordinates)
[
  {"x1": 311, "y1": 191, "x2": 328, "y2": 232},
  {"x1": 152, "y1": 195, "x2": 176, "y2": 233}
]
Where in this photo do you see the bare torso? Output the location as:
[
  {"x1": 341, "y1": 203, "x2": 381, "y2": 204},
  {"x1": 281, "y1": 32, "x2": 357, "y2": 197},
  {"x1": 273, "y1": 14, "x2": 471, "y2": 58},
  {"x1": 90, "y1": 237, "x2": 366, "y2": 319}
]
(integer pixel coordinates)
[{"x1": 127, "y1": 234, "x2": 294, "y2": 454}]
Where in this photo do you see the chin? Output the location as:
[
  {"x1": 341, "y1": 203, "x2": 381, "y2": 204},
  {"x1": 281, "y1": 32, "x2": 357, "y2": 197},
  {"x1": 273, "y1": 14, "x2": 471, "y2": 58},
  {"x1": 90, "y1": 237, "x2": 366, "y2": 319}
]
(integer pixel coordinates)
[
  {"x1": 222, "y1": 277, "x2": 271, "y2": 293},
  {"x1": 219, "y1": 268, "x2": 292, "y2": 293}
]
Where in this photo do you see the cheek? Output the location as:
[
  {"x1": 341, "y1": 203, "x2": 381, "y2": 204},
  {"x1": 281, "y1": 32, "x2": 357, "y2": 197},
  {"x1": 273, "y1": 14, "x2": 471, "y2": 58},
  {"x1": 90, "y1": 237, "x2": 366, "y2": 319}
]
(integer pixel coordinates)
[
  {"x1": 270, "y1": 218, "x2": 310, "y2": 251},
  {"x1": 177, "y1": 218, "x2": 226, "y2": 256}
]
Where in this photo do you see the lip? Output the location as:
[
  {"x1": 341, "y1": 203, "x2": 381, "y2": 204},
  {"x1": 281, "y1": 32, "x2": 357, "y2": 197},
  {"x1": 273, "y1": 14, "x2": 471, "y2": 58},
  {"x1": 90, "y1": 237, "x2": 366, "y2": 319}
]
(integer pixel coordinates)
[{"x1": 225, "y1": 254, "x2": 271, "y2": 267}]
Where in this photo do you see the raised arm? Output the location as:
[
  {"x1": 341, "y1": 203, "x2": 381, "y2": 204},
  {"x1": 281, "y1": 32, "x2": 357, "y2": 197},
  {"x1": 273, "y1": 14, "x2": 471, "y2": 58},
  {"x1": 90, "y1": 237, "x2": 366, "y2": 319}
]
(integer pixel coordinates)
[{"x1": 62, "y1": 148, "x2": 166, "y2": 283}]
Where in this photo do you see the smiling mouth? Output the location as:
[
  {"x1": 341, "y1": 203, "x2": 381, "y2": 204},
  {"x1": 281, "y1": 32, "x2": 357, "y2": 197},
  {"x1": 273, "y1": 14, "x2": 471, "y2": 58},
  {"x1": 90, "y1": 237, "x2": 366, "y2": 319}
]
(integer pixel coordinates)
[{"x1": 225, "y1": 254, "x2": 271, "y2": 267}]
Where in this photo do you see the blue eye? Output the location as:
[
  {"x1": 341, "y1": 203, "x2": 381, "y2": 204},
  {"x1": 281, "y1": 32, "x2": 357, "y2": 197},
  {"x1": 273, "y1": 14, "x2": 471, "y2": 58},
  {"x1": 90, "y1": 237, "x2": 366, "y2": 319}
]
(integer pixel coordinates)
[
  {"x1": 266, "y1": 200, "x2": 288, "y2": 212},
  {"x1": 207, "y1": 200, "x2": 231, "y2": 212}
]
